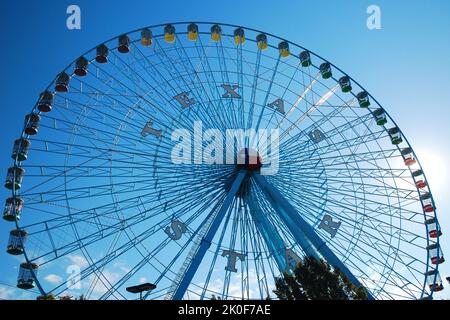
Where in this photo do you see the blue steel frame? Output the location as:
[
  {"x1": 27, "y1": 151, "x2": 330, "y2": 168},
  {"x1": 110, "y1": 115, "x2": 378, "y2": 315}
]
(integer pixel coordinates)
[
  {"x1": 172, "y1": 170, "x2": 247, "y2": 299},
  {"x1": 5, "y1": 22, "x2": 442, "y2": 300},
  {"x1": 252, "y1": 173, "x2": 375, "y2": 300}
]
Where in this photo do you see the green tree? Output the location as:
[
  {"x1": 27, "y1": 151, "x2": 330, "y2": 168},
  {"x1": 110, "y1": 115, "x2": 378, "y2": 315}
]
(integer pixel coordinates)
[
  {"x1": 37, "y1": 294, "x2": 56, "y2": 300},
  {"x1": 273, "y1": 256, "x2": 368, "y2": 300}
]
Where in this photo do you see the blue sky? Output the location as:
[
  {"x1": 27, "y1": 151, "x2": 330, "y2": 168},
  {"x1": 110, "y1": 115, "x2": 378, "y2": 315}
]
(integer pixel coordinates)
[{"x1": 0, "y1": 0, "x2": 449, "y2": 299}]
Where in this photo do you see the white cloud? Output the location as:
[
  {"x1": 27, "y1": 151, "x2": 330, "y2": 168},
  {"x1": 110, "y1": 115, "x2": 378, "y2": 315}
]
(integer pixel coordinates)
[
  {"x1": 45, "y1": 274, "x2": 63, "y2": 284},
  {"x1": 139, "y1": 277, "x2": 147, "y2": 284},
  {"x1": 190, "y1": 269, "x2": 272, "y2": 299},
  {"x1": 0, "y1": 286, "x2": 15, "y2": 299},
  {"x1": 113, "y1": 262, "x2": 131, "y2": 273},
  {"x1": 67, "y1": 255, "x2": 88, "y2": 268},
  {"x1": 81, "y1": 270, "x2": 122, "y2": 298}
]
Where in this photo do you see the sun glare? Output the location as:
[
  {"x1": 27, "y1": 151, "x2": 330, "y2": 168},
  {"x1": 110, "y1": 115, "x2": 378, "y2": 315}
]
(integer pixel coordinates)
[{"x1": 416, "y1": 149, "x2": 448, "y2": 194}]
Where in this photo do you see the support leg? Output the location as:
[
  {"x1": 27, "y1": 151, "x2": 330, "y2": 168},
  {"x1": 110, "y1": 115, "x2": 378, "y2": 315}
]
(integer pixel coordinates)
[
  {"x1": 172, "y1": 170, "x2": 247, "y2": 300},
  {"x1": 253, "y1": 173, "x2": 374, "y2": 300}
]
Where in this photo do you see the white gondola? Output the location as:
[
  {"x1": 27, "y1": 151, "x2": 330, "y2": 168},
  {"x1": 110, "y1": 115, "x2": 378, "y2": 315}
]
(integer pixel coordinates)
[
  {"x1": 339, "y1": 76, "x2": 352, "y2": 93},
  {"x1": 37, "y1": 91, "x2": 54, "y2": 112},
  {"x1": 74, "y1": 56, "x2": 89, "y2": 77},
  {"x1": 17, "y1": 262, "x2": 38, "y2": 290},
  {"x1": 425, "y1": 217, "x2": 442, "y2": 238},
  {"x1": 357, "y1": 91, "x2": 370, "y2": 108},
  {"x1": 55, "y1": 72, "x2": 70, "y2": 92},
  {"x1": 118, "y1": 35, "x2": 130, "y2": 53},
  {"x1": 7, "y1": 229, "x2": 27, "y2": 255},
  {"x1": 373, "y1": 108, "x2": 387, "y2": 126},
  {"x1": 299, "y1": 51, "x2": 311, "y2": 67},
  {"x1": 420, "y1": 192, "x2": 434, "y2": 213},
  {"x1": 319, "y1": 62, "x2": 332, "y2": 79},
  {"x1": 401, "y1": 147, "x2": 416, "y2": 166},
  {"x1": 96, "y1": 44, "x2": 109, "y2": 63},
  {"x1": 412, "y1": 169, "x2": 427, "y2": 189},
  {"x1": 3, "y1": 197, "x2": 24, "y2": 222},
  {"x1": 426, "y1": 243, "x2": 445, "y2": 265},
  {"x1": 24, "y1": 113, "x2": 41, "y2": 135},
  {"x1": 4, "y1": 167, "x2": 25, "y2": 190},
  {"x1": 388, "y1": 127, "x2": 402, "y2": 145},
  {"x1": 425, "y1": 270, "x2": 444, "y2": 292},
  {"x1": 12, "y1": 138, "x2": 30, "y2": 161}
]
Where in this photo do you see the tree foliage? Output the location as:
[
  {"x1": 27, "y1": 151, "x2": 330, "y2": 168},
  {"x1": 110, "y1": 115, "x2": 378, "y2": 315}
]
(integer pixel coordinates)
[
  {"x1": 273, "y1": 256, "x2": 368, "y2": 300},
  {"x1": 37, "y1": 293, "x2": 87, "y2": 300}
]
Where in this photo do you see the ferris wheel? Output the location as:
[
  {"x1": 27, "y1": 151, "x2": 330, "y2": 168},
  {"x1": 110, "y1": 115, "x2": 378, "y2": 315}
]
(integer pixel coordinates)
[{"x1": 3, "y1": 22, "x2": 445, "y2": 300}]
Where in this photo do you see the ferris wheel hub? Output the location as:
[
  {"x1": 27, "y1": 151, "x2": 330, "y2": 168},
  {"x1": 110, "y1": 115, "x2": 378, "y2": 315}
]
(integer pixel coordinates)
[{"x1": 236, "y1": 148, "x2": 263, "y2": 171}]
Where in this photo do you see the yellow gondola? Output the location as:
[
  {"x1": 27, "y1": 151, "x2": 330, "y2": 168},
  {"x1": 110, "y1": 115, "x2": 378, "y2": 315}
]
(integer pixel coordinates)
[
  {"x1": 234, "y1": 28, "x2": 245, "y2": 45},
  {"x1": 141, "y1": 28, "x2": 153, "y2": 47},
  {"x1": 211, "y1": 24, "x2": 222, "y2": 42},
  {"x1": 164, "y1": 24, "x2": 176, "y2": 43},
  {"x1": 256, "y1": 33, "x2": 268, "y2": 50},
  {"x1": 187, "y1": 23, "x2": 198, "y2": 41},
  {"x1": 278, "y1": 41, "x2": 290, "y2": 57}
]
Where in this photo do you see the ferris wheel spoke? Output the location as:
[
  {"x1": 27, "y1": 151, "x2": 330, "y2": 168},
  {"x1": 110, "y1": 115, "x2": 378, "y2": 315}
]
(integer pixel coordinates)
[
  {"x1": 41, "y1": 103, "x2": 164, "y2": 153},
  {"x1": 298, "y1": 195, "x2": 424, "y2": 254},
  {"x1": 277, "y1": 83, "x2": 342, "y2": 141},
  {"x1": 198, "y1": 193, "x2": 237, "y2": 300},
  {"x1": 22, "y1": 172, "x2": 228, "y2": 252},
  {"x1": 220, "y1": 199, "x2": 242, "y2": 299},
  {"x1": 279, "y1": 184, "x2": 427, "y2": 260},
  {"x1": 246, "y1": 211, "x2": 278, "y2": 299},
  {"x1": 162, "y1": 189, "x2": 231, "y2": 300},
  {"x1": 153, "y1": 190, "x2": 234, "y2": 298},
  {"x1": 279, "y1": 176, "x2": 422, "y2": 226},
  {"x1": 214, "y1": 40, "x2": 240, "y2": 130},
  {"x1": 20, "y1": 164, "x2": 232, "y2": 208},
  {"x1": 246, "y1": 48, "x2": 262, "y2": 130},
  {"x1": 253, "y1": 56, "x2": 281, "y2": 133},
  {"x1": 262, "y1": 61, "x2": 311, "y2": 132},
  {"x1": 132, "y1": 39, "x2": 225, "y2": 131},
  {"x1": 172, "y1": 38, "x2": 236, "y2": 130},
  {"x1": 310, "y1": 215, "x2": 420, "y2": 295},
  {"x1": 252, "y1": 185, "x2": 303, "y2": 248},
  {"x1": 271, "y1": 66, "x2": 319, "y2": 130},
  {"x1": 75, "y1": 55, "x2": 201, "y2": 137},
  {"x1": 278, "y1": 101, "x2": 360, "y2": 152},
  {"x1": 68, "y1": 69, "x2": 178, "y2": 132},
  {"x1": 50, "y1": 186, "x2": 228, "y2": 298},
  {"x1": 169, "y1": 170, "x2": 247, "y2": 299},
  {"x1": 193, "y1": 38, "x2": 236, "y2": 130},
  {"x1": 48, "y1": 226, "x2": 166, "y2": 297},
  {"x1": 236, "y1": 40, "x2": 245, "y2": 130},
  {"x1": 328, "y1": 229, "x2": 424, "y2": 299},
  {"x1": 279, "y1": 111, "x2": 374, "y2": 155},
  {"x1": 169, "y1": 37, "x2": 231, "y2": 130},
  {"x1": 274, "y1": 167, "x2": 418, "y2": 202}
]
